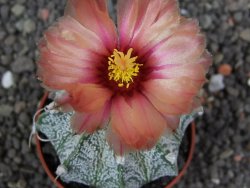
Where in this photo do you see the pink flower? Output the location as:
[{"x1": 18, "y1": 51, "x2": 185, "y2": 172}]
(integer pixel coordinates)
[{"x1": 37, "y1": 0, "x2": 212, "y2": 155}]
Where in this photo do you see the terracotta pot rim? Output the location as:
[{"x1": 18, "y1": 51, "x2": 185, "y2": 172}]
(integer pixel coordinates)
[{"x1": 35, "y1": 92, "x2": 196, "y2": 188}]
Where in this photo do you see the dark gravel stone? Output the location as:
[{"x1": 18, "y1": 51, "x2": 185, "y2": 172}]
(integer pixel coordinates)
[
  {"x1": 11, "y1": 56, "x2": 34, "y2": 73},
  {"x1": 18, "y1": 112, "x2": 30, "y2": 125},
  {"x1": 23, "y1": 19, "x2": 36, "y2": 34},
  {"x1": 240, "y1": 28, "x2": 250, "y2": 42},
  {"x1": 12, "y1": 137, "x2": 20, "y2": 150},
  {"x1": 16, "y1": 0, "x2": 26, "y2": 4},
  {"x1": 234, "y1": 12, "x2": 243, "y2": 22},
  {"x1": 14, "y1": 101, "x2": 26, "y2": 114},
  {"x1": 11, "y1": 4, "x2": 25, "y2": 17},
  {"x1": 0, "y1": 104, "x2": 13, "y2": 117},
  {"x1": 0, "y1": 0, "x2": 249, "y2": 187},
  {"x1": 7, "y1": 148, "x2": 16, "y2": 159},
  {"x1": 0, "y1": 4, "x2": 9, "y2": 20},
  {"x1": 0, "y1": 0, "x2": 7, "y2": 4},
  {"x1": 0, "y1": 162, "x2": 12, "y2": 180},
  {"x1": 4, "y1": 35, "x2": 16, "y2": 46},
  {"x1": 0, "y1": 55, "x2": 11, "y2": 65},
  {"x1": 200, "y1": 14, "x2": 212, "y2": 29},
  {"x1": 0, "y1": 30, "x2": 6, "y2": 40},
  {"x1": 21, "y1": 140, "x2": 29, "y2": 154},
  {"x1": 226, "y1": 87, "x2": 240, "y2": 97},
  {"x1": 13, "y1": 156, "x2": 22, "y2": 164}
]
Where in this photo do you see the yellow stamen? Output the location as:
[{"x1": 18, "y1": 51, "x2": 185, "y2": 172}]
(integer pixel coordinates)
[{"x1": 108, "y1": 48, "x2": 142, "y2": 88}]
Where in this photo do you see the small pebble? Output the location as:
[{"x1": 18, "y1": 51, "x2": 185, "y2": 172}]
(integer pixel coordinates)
[
  {"x1": 200, "y1": 14, "x2": 212, "y2": 29},
  {"x1": 0, "y1": 30, "x2": 6, "y2": 40},
  {"x1": 21, "y1": 140, "x2": 29, "y2": 154},
  {"x1": 226, "y1": 87, "x2": 239, "y2": 97},
  {"x1": 180, "y1": 9, "x2": 188, "y2": 15},
  {"x1": 7, "y1": 148, "x2": 16, "y2": 159},
  {"x1": 16, "y1": 178, "x2": 27, "y2": 188},
  {"x1": 38, "y1": 8, "x2": 50, "y2": 21},
  {"x1": 1, "y1": 71, "x2": 14, "y2": 89},
  {"x1": 23, "y1": 19, "x2": 36, "y2": 34},
  {"x1": 14, "y1": 101, "x2": 26, "y2": 114},
  {"x1": 1, "y1": 55, "x2": 11, "y2": 65},
  {"x1": 218, "y1": 64, "x2": 232, "y2": 76},
  {"x1": 214, "y1": 53, "x2": 224, "y2": 64},
  {"x1": 211, "y1": 178, "x2": 220, "y2": 185},
  {"x1": 0, "y1": 5, "x2": 9, "y2": 20},
  {"x1": 209, "y1": 74, "x2": 225, "y2": 93},
  {"x1": 4, "y1": 35, "x2": 16, "y2": 46},
  {"x1": 240, "y1": 29, "x2": 250, "y2": 42},
  {"x1": 11, "y1": 4, "x2": 25, "y2": 17},
  {"x1": 233, "y1": 12, "x2": 243, "y2": 22},
  {"x1": 11, "y1": 56, "x2": 34, "y2": 73},
  {"x1": 19, "y1": 112, "x2": 30, "y2": 124},
  {"x1": 234, "y1": 155, "x2": 243, "y2": 162},
  {"x1": 13, "y1": 157, "x2": 22, "y2": 164},
  {"x1": 0, "y1": 104, "x2": 13, "y2": 117},
  {"x1": 220, "y1": 149, "x2": 234, "y2": 159}
]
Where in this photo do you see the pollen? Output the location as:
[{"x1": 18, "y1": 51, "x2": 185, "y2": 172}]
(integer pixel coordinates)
[{"x1": 108, "y1": 48, "x2": 142, "y2": 88}]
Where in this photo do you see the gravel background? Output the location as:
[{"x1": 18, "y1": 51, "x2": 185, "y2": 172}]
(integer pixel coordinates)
[{"x1": 0, "y1": 0, "x2": 250, "y2": 187}]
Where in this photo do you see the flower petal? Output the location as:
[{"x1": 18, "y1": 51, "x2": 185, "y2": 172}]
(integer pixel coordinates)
[
  {"x1": 147, "y1": 32, "x2": 205, "y2": 67},
  {"x1": 67, "y1": 83, "x2": 112, "y2": 113},
  {"x1": 165, "y1": 115, "x2": 180, "y2": 130},
  {"x1": 65, "y1": 0, "x2": 117, "y2": 49},
  {"x1": 106, "y1": 127, "x2": 132, "y2": 155},
  {"x1": 117, "y1": 0, "x2": 180, "y2": 51},
  {"x1": 143, "y1": 78, "x2": 202, "y2": 115},
  {"x1": 109, "y1": 94, "x2": 167, "y2": 152},
  {"x1": 117, "y1": 0, "x2": 158, "y2": 50},
  {"x1": 37, "y1": 58, "x2": 98, "y2": 90},
  {"x1": 37, "y1": 15, "x2": 108, "y2": 90},
  {"x1": 37, "y1": 66, "x2": 78, "y2": 90},
  {"x1": 198, "y1": 50, "x2": 213, "y2": 71},
  {"x1": 44, "y1": 27, "x2": 101, "y2": 60},
  {"x1": 71, "y1": 102, "x2": 110, "y2": 134},
  {"x1": 133, "y1": 0, "x2": 181, "y2": 53},
  {"x1": 57, "y1": 16, "x2": 109, "y2": 55},
  {"x1": 151, "y1": 63, "x2": 206, "y2": 82}
]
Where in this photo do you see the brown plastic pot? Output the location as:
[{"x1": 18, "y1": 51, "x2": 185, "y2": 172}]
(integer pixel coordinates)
[{"x1": 36, "y1": 93, "x2": 196, "y2": 188}]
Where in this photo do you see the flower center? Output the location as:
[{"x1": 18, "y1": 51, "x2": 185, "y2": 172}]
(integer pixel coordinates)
[{"x1": 108, "y1": 48, "x2": 142, "y2": 89}]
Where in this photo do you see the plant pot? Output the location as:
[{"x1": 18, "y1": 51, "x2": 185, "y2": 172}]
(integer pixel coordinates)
[{"x1": 35, "y1": 93, "x2": 196, "y2": 188}]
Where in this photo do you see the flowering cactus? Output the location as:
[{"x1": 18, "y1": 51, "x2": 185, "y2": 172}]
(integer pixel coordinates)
[
  {"x1": 37, "y1": 0, "x2": 211, "y2": 155},
  {"x1": 35, "y1": 0, "x2": 212, "y2": 187}
]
